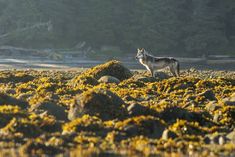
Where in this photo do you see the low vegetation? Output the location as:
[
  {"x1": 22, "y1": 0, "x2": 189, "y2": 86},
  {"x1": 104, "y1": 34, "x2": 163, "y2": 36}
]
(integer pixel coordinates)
[{"x1": 0, "y1": 60, "x2": 234, "y2": 156}]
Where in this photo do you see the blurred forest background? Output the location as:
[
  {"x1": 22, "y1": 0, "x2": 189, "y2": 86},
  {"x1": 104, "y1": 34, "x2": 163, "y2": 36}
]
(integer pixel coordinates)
[{"x1": 0, "y1": 0, "x2": 234, "y2": 58}]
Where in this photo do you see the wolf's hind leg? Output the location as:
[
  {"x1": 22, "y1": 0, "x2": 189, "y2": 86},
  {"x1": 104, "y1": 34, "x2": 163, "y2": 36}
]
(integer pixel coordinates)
[
  {"x1": 169, "y1": 66, "x2": 177, "y2": 77},
  {"x1": 170, "y1": 68, "x2": 176, "y2": 77},
  {"x1": 175, "y1": 62, "x2": 180, "y2": 77}
]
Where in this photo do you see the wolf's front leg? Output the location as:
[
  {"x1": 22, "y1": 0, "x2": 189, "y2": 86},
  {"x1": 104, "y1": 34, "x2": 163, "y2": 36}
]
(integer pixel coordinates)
[{"x1": 150, "y1": 69, "x2": 154, "y2": 77}]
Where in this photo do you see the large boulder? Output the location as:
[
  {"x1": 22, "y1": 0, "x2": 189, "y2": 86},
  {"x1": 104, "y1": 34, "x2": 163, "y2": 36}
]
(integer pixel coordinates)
[
  {"x1": 75, "y1": 88, "x2": 126, "y2": 120},
  {"x1": 76, "y1": 60, "x2": 132, "y2": 81}
]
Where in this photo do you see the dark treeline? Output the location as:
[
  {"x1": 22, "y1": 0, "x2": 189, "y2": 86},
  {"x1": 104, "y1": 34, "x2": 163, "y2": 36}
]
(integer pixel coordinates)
[{"x1": 0, "y1": 0, "x2": 234, "y2": 56}]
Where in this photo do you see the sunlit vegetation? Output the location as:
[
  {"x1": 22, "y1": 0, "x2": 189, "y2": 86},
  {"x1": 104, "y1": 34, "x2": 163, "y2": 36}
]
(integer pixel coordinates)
[{"x1": 0, "y1": 60, "x2": 234, "y2": 156}]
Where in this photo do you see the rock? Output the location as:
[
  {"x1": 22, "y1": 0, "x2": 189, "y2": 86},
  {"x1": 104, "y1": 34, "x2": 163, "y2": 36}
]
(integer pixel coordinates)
[
  {"x1": 30, "y1": 101, "x2": 67, "y2": 121},
  {"x1": 80, "y1": 76, "x2": 99, "y2": 85},
  {"x1": 0, "y1": 73, "x2": 35, "y2": 83},
  {"x1": 123, "y1": 125, "x2": 139, "y2": 136},
  {"x1": 198, "y1": 90, "x2": 217, "y2": 101},
  {"x1": 121, "y1": 116, "x2": 165, "y2": 138},
  {"x1": 127, "y1": 103, "x2": 149, "y2": 116},
  {"x1": 17, "y1": 93, "x2": 34, "y2": 101},
  {"x1": 160, "y1": 106, "x2": 194, "y2": 123},
  {"x1": 98, "y1": 75, "x2": 120, "y2": 84},
  {"x1": 0, "y1": 93, "x2": 28, "y2": 109},
  {"x1": 154, "y1": 72, "x2": 170, "y2": 80},
  {"x1": 71, "y1": 76, "x2": 99, "y2": 86},
  {"x1": 141, "y1": 118, "x2": 165, "y2": 138},
  {"x1": 78, "y1": 60, "x2": 132, "y2": 81},
  {"x1": 119, "y1": 78, "x2": 145, "y2": 88},
  {"x1": 70, "y1": 60, "x2": 132, "y2": 87},
  {"x1": 62, "y1": 115, "x2": 105, "y2": 134},
  {"x1": 105, "y1": 131, "x2": 127, "y2": 142},
  {"x1": 0, "y1": 117, "x2": 44, "y2": 138},
  {"x1": 75, "y1": 88, "x2": 126, "y2": 120}
]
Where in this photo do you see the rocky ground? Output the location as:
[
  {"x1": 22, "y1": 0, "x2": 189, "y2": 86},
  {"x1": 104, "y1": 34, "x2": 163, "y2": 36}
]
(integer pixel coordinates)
[{"x1": 0, "y1": 60, "x2": 234, "y2": 157}]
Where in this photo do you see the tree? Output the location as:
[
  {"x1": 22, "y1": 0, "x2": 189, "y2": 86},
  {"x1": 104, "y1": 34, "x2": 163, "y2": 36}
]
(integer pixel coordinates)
[{"x1": 183, "y1": 0, "x2": 229, "y2": 56}]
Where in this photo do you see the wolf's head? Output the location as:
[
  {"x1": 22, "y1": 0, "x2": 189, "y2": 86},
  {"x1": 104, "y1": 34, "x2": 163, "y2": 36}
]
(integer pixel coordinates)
[{"x1": 135, "y1": 48, "x2": 146, "y2": 59}]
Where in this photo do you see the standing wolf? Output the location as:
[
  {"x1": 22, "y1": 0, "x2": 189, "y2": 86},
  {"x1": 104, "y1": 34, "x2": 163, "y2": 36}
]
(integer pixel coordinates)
[{"x1": 135, "y1": 48, "x2": 180, "y2": 77}]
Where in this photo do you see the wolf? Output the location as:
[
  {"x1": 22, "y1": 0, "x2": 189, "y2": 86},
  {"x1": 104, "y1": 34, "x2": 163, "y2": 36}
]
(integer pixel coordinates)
[{"x1": 135, "y1": 48, "x2": 180, "y2": 77}]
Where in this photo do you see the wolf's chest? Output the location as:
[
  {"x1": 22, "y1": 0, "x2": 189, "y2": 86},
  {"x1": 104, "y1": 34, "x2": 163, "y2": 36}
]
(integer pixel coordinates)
[
  {"x1": 139, "y1": 59, "x2": 151, "y2": 71},
  {"x1": 139, "y1": 59, "x2": 145, "y2": 65}
]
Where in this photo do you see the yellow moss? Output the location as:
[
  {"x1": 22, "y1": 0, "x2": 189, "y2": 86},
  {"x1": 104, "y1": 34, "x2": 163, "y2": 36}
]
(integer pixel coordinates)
[
  {"x1": 62, "y1": 115, "x2": 103, "y2": 133},
  {"x1": 0, "y1": 66, "x2": 234, "y2": 155},
  {"x1": 74, "y1": 135, "x2": 101, "y2": 145},
  {"x1": 0, "y1": 105, "x2": 21, "y2": 114}
]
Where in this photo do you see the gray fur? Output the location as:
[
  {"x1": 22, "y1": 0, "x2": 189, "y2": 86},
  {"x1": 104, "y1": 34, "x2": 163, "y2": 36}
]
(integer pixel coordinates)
[{"x1": 136, "y1": 48, "x2": 180, "y2": 77}]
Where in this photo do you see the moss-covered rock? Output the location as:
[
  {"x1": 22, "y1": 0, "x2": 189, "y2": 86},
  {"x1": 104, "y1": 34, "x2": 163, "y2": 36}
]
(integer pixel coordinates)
[
  {"x1": 71, "y1": 76, "x2": 99, "y2": 87},
  {"x1": 0, "y1": 93, "x2": 28, "y2": 109},
  {"x1": 0, "y1": 112, "x2": 56, "y2": 138},
  {"x1": 0, "y1": 105, "x2": 25, "y2": 128},
  {"x1": 74, "y1": 60, "x2": 132, "y2": 81},
  {"x1": 0, "y1": 72, "x2": 35, "y2": 83},
  {"x1": 62, "y1": 115, "x2": 104, "y2": 134},
  {"x1": 75, "y1": 88, "x2": 126, "y2": 120},
  {"x1": 29, "y1": 101, "x2": 67, "y2": 121},
  {"x1": 115, "y1": 116, "x2": 165, "y2": 138},
  {"x1": 127, "y1": 102, "x2": 151, "y2": 116},
  {"x1": 0, "y1": 67, "x2": 233, "y2": 156}
]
